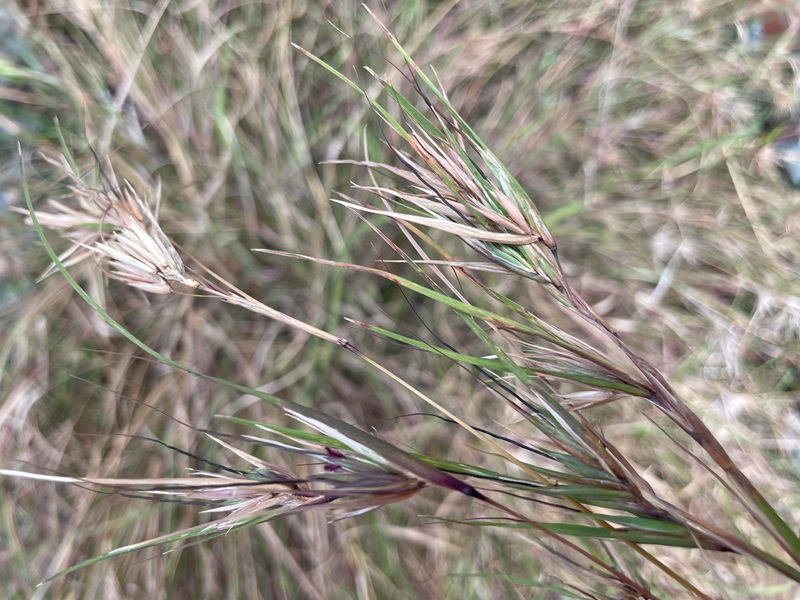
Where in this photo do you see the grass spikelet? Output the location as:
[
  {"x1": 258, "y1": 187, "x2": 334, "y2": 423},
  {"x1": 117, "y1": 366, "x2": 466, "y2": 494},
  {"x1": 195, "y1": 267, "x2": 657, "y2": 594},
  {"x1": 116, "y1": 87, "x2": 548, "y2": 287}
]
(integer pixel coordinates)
[{"x1": 4, "y1": 2, "x2": 800, "y2": 598}]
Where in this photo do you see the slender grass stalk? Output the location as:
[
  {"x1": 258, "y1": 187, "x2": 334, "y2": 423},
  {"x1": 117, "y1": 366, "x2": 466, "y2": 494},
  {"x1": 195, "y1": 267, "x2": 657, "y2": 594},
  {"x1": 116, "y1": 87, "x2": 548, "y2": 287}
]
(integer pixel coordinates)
[
  {"x1": 8, "y1": 7, "x2": 800, "y2": 597},
  {"x1": 18, "y1": 147, "x2": 663, "y2": 597}
]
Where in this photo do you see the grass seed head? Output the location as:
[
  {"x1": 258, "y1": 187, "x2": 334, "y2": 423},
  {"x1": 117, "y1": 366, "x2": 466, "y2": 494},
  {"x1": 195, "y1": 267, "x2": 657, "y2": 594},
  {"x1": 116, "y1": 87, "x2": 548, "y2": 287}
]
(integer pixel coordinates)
[{"x1": 27, "y1": 153, "x2": 200, "y2": 293}]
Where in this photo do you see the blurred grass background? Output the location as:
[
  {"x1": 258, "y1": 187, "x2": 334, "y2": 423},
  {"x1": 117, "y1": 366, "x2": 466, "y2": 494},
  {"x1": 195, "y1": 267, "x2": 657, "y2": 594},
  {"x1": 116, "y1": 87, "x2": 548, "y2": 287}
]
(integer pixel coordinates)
[{"x1": 1, "y1": 1, "x2": 799, "y2": 598}]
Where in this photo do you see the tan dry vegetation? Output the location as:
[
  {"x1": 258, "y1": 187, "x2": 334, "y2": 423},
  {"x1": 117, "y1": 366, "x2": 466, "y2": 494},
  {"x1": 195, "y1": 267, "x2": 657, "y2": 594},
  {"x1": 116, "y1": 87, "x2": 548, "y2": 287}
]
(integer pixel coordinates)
[{"x1": 1, "y1": 1, "x2": 799, "y2": 599}]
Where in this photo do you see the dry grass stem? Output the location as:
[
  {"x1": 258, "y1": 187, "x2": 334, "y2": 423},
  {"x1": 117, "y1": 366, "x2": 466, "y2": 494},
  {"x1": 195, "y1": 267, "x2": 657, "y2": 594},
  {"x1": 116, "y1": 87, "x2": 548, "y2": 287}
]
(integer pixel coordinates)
[{"x1": 3, "y1": 2, "x2": 799, "y2": 598}]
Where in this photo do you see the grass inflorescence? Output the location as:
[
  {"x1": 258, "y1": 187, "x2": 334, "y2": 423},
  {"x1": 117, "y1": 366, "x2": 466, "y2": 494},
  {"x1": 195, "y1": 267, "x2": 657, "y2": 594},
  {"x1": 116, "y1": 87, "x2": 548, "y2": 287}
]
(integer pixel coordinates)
[{"x1": 2, "y1": 2, "x2": 799, "y2": 599}]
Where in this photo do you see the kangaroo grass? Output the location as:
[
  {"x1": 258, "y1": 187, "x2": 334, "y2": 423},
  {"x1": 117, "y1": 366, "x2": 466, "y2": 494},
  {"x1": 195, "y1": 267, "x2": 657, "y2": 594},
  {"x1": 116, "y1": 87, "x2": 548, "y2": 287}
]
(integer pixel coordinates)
[
  {"x1": 9, "y1": 7, "x2": 800, "y2": 598},
  {"x1": 295, "y1": 8, "x2": 800, "y2": 590},
  {"x1": 17, "y1": 147, "x2": 665, "y2": 599}
]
